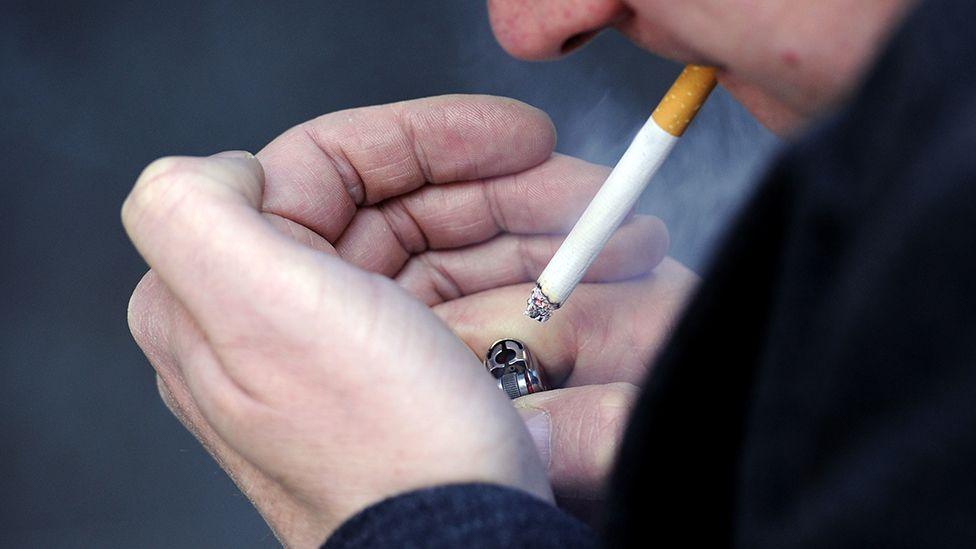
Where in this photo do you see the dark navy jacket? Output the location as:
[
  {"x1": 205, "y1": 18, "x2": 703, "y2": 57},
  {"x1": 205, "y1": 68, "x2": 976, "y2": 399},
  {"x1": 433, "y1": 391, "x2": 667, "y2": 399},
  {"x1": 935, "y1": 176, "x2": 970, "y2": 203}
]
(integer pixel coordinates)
[{"x1": 326, "y1": 0, "x2": 976, "y2": 546}]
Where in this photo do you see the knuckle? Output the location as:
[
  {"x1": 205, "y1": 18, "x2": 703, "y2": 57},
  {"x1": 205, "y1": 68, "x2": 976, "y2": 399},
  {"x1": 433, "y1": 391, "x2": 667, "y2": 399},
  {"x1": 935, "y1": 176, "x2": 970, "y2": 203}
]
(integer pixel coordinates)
[
  {"x1": 415, "y1": 253, "x2": 462, "y2": 302},
  {"x1": 203, "y1": 379, "x2": 279, "y2": 439},
  {"x1": 516, "y1": 235, "x2": 536, "y2": 280}
]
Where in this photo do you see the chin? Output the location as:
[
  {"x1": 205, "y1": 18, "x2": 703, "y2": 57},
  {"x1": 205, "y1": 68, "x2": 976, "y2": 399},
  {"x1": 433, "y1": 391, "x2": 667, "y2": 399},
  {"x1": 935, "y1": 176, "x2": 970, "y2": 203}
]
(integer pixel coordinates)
[{"x1": 717, "y1": 71, "x2": 808, "y2": 137}]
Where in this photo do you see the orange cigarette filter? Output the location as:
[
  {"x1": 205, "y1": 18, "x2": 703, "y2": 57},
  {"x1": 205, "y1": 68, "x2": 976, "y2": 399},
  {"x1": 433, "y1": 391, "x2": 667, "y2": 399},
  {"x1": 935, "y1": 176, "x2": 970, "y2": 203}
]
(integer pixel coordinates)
[
  {"x1": 525, "y1": 64, "x2": 718, "y2": 323},
  {"x1": 651, "y1": 65, "x2": 718, "y2": 136}
]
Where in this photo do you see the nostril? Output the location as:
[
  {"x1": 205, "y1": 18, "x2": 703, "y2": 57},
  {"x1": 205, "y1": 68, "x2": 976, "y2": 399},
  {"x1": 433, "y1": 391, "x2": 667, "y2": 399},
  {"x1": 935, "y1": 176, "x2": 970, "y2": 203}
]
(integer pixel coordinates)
[{"x1": 560, "y1": 29, "x2": 600, "y2": 55}]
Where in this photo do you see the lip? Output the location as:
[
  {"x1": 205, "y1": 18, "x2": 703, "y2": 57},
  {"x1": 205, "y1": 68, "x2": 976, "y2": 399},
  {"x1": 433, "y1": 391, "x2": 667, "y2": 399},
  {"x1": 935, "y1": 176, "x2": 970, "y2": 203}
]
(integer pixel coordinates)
[
  {"x1": 613, "y1": 16, "x2": 717, "y2": 68},
  {"x1": 713, "y1": 67, "x2": 736, "y2": 88}
]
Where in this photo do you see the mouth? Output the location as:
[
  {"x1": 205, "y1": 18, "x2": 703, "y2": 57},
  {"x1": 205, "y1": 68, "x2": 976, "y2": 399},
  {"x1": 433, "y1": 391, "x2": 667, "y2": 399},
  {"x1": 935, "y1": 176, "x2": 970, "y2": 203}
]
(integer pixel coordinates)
[
  {"x1": 613, "y1": 16, "x2": 718, "y2": 69},
  {"x1": 713, "y1": 68, "x2": 738, "y2": 89}
]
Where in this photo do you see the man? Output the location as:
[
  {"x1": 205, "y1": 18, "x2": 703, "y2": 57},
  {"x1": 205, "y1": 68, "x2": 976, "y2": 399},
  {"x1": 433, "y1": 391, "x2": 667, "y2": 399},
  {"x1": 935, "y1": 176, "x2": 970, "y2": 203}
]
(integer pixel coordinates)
[{"x1": 123, "y1": 0, "x2": 976, "y2": 546}]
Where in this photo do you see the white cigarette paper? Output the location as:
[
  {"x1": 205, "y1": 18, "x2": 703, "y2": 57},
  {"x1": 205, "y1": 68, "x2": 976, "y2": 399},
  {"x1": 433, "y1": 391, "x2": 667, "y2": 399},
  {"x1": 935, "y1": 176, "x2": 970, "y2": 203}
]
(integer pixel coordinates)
[{"x1": 525, "y1": 65, "x2": 717, "y2": 323}]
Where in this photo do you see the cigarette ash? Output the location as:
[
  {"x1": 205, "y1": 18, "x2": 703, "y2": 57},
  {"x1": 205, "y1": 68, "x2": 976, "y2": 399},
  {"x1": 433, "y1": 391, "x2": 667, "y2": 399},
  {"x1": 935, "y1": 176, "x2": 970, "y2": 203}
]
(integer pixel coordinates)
[{"x1": 524, "y1": 285, "x2": 560, "y2": 323}]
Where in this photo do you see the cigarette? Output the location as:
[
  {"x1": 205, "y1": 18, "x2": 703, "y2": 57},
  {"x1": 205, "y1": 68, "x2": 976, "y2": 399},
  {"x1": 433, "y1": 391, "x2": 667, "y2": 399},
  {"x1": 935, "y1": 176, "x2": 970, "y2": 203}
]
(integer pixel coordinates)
[{"x1": 525, "y1": 65, "x2": 717, "y2": 323}]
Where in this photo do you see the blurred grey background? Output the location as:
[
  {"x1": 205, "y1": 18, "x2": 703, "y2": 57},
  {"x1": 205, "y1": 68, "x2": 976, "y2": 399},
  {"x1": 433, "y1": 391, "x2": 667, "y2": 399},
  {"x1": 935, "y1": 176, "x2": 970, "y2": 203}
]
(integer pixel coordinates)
[{"x1": 1, "y1": 1, "x2": 776, "y2": 546}]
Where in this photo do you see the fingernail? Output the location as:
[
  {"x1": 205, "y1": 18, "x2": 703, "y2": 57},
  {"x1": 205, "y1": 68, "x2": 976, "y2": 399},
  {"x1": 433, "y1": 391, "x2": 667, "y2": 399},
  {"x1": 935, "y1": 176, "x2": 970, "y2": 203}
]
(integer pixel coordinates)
[
  {"x1": 517, "y1": 407, "x2": 551, "y2": 467},
  {"x1": 209, "y1": 150, "x2": 263, "y2": 184},
  {"x1": 211, "y1": 150, "x2": 255, "y2": 160}
]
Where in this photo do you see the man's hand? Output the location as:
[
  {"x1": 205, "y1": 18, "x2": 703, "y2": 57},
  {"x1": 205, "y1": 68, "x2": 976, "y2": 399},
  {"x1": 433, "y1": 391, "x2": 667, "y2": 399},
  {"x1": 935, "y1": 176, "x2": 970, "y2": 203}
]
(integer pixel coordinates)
[{"x1": 124, "y1": 95, "x2": 696, "y2": 546}]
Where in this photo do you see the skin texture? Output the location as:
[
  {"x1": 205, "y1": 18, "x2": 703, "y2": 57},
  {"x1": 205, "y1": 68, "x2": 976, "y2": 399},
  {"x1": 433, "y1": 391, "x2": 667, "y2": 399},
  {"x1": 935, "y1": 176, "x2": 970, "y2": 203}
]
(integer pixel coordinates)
[
  {"x1": 125, "y1": 2, "x2": 916, "y2": 546},
  {"x1": 488, "y1": 0, "x2": 916, "y2": 134},
  {"x1": 125, "y1": 96, "x2": 690, "y2": 546}
]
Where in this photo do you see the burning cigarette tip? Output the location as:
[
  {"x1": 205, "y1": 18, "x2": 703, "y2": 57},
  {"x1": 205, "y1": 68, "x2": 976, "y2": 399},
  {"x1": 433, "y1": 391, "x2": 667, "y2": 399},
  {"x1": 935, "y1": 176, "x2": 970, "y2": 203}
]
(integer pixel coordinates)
[
  {"x1": 524, "y1": 285, "x2": 560, "y2": 323},
  {"x1": 520, "y1": 65, "x2": 716, "y2": 325}
]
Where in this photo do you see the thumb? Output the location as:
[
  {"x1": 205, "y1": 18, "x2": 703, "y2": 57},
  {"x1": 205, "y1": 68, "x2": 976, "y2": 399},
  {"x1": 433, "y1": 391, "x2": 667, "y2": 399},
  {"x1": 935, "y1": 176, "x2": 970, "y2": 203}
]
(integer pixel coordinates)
[
  {"x1": 514, "y1": 382, "x2": 639, "y2": 502},
  {"x1": 122, "y1": 151, "x2": 366, "y2": 360}
]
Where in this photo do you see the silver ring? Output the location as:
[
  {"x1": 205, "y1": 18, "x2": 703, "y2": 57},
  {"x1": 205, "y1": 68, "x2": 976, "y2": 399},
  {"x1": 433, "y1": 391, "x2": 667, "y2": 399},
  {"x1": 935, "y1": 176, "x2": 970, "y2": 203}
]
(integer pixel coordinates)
[{"x1": 484, "y1": 339, "x2": 549, "y2": 399}]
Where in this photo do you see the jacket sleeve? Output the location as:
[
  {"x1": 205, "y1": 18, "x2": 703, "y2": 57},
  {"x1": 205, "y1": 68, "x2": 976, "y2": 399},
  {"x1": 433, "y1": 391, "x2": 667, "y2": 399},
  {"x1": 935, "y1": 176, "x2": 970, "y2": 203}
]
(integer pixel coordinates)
[{"x1": 322, "y1": 483, "x2": 600, "y2": 548}]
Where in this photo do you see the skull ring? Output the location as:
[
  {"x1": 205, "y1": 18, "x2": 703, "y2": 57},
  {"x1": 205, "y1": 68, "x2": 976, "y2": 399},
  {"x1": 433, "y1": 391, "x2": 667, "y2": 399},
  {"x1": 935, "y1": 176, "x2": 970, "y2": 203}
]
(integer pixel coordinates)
[{"x1": 484, "y1": 339, "x2": 549, "y2": 399}]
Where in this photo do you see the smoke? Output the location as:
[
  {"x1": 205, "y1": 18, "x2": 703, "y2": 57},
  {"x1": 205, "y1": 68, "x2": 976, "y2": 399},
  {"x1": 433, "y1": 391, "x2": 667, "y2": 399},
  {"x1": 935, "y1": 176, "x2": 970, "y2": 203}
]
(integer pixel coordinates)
[
  {"x1": 641, "y1": 87, "x2": 780, "y2": 270},
  {"x1": 0, "y1": 2, "x2": 780, "y2": 545},
  {"x1": 448, "y1": 6, "x2": 780, "y2": 271}
]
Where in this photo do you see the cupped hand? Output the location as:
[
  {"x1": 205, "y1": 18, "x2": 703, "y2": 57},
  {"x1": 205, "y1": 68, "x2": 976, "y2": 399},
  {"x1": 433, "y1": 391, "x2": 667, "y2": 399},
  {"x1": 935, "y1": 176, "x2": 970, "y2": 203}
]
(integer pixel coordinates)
[{"x1": 124, "y1": 95, "x2": 696, "y2": 546}]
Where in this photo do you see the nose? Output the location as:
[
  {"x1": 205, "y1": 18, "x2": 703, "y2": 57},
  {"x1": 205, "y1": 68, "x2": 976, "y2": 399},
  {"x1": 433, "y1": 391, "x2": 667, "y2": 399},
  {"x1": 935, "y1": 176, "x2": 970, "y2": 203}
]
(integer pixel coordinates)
[{"x1": 487, "y1": 0, "x2": 628, "y2": 60}]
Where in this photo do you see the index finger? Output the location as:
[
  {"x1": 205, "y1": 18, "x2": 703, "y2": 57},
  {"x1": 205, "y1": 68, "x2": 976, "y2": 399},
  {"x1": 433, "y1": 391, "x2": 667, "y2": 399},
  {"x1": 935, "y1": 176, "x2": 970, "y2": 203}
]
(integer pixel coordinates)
[{"x1": 256, "y1": 94, "x2": 557, "y2": 242}]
